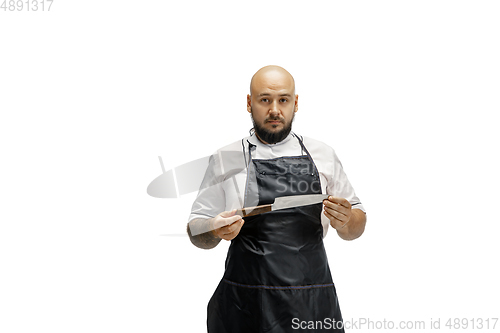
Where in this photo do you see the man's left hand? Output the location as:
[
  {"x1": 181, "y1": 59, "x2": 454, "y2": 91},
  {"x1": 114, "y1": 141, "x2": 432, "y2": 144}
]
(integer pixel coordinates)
[{"x1": 323, "y1": 196, "x2": 352, "y2": 229}]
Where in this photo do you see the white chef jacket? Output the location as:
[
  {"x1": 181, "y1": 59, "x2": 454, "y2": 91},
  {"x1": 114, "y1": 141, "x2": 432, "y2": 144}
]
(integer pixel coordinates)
[{"x1": 188, "y1": 131, "x2": 365, "y2": 238}]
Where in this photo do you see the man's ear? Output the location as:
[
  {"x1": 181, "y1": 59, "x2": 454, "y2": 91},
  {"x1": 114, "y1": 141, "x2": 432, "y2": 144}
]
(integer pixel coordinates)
[
  {"x1": 294, "y1": 94, "x2": 299, "y2": 112},
  {"x1": 247, "y1": 94, "x2": 252, "y2": 113}
]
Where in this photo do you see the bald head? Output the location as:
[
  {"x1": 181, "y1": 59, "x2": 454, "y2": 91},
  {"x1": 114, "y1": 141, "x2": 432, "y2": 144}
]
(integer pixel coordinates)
[
  {"x1": 247, "y1": 65, "x2": 298, "y2": 144},
  {"x1": 249, "y1": 65, "x2": 295, "y2": 96}
]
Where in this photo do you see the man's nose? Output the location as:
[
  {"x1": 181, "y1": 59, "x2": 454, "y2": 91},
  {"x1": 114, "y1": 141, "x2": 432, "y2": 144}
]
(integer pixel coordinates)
[{"x1": 269, "y1": 101, "x2": 279, "y2": 114}]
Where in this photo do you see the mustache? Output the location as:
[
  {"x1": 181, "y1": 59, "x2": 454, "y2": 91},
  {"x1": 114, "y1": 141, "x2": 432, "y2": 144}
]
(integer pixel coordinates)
[{"x1": 265, "y1": 116, "x2": 285, "y2": 123}]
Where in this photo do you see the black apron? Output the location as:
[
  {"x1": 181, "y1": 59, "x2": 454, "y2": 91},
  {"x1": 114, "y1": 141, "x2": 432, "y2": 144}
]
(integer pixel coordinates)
[{"x1": 207, "y1": 135, "x2": 344, "y2": 333}]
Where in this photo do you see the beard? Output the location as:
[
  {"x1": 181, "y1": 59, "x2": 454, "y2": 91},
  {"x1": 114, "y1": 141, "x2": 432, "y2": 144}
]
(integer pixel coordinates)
[{"x1": 251, "y1": 108, "x2": 295, "y2": 144}]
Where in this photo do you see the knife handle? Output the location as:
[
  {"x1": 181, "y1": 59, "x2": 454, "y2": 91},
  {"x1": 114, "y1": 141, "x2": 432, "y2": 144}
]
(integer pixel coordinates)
[{"x1": 235, "y1": 204, "x2": 272, "y2": 218}]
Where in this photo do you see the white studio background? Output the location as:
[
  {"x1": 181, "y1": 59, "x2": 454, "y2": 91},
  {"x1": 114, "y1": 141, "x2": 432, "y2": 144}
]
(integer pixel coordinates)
[{"x1": 1, "y1": 1, "x2": 499, "y2": 332}]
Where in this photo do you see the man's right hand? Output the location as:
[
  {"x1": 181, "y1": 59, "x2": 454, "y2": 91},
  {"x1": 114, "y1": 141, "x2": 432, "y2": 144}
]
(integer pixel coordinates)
[{"x1": 211, "y1": 209, "x2": 245, "y2": 241}]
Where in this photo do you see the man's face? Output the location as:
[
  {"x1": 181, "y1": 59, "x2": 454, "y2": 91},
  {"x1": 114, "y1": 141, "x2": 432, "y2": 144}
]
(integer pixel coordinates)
[{"x1": 247, "y1": 70, "x2": 298, "y2": 144}]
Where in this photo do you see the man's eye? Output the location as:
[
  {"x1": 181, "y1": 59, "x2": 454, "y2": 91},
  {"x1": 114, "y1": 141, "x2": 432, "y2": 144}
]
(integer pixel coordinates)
[
  {"x1": 280, "y1": 98, "x2": 288, "y2": 103},
  {"x1": 261, "y1": 98, "x2": 269, "y2": 102}
]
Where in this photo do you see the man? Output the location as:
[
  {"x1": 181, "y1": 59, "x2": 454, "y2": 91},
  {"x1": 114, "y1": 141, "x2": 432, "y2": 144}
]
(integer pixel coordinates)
[{"x1": 187, "y1": 65, "x2": 366, "y2": 332}]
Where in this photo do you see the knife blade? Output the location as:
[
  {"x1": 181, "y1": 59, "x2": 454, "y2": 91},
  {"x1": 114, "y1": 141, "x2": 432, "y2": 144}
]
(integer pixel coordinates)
[{"x1": 235, "y1": 194, "x2": 329, "y2": 218}]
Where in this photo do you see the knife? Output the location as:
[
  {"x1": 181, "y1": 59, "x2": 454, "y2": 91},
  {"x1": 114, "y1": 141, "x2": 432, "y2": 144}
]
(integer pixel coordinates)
[{"x1": 235, "y1": 194, "x2": 329, "y2": 218}]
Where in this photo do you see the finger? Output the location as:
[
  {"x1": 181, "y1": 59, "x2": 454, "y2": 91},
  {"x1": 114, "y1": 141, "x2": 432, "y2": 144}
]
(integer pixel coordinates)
[
  {"x1": 228, "y1": 219, "x2": 244, "y2": 231},
  {"x1": 219, "y1": 209, "x2": 237, "y2": 218},
  {"x1": 220, "y1": 224, "x2": 236, "y2": 235},
  {"x1": 323, "y1": 201, "x2": 350, "y2": 217},
  {"x1": 323, "y1": 198, "x2": 344, "y2": 209},
  {"x1": 326, "y1": 196, "x2": 351, "y2": 209},
  {"x1": 220, "y1": 219, "x2": 244, "y2": 234},
  {"x1": 213, "y1": 213, "x2": 242, "y2": 229},
  {"x1": 327, "y1": 196, "x2": 350, "y2": 208},
  {"x1": 221, "y1": 209, "x2": 243, "y2": 222},
  {"x1": 223, "y1": 215, "x2": 243, "y2": 227},
  {"x1": 324, "y1": 210, "x2": 348, "y2": 229},
  {"x1": 220, "y1": 220, "x2": 244, "y2": 239},
  {"x1": 324, "y1": 207, "x2": 347, "y2": 223},
  {"x1": 324, "y1": 211, "x2": 346, "y2": 229},
  {"x1": 324, "y1": 204, "x2": 348, "y2": 218}
]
